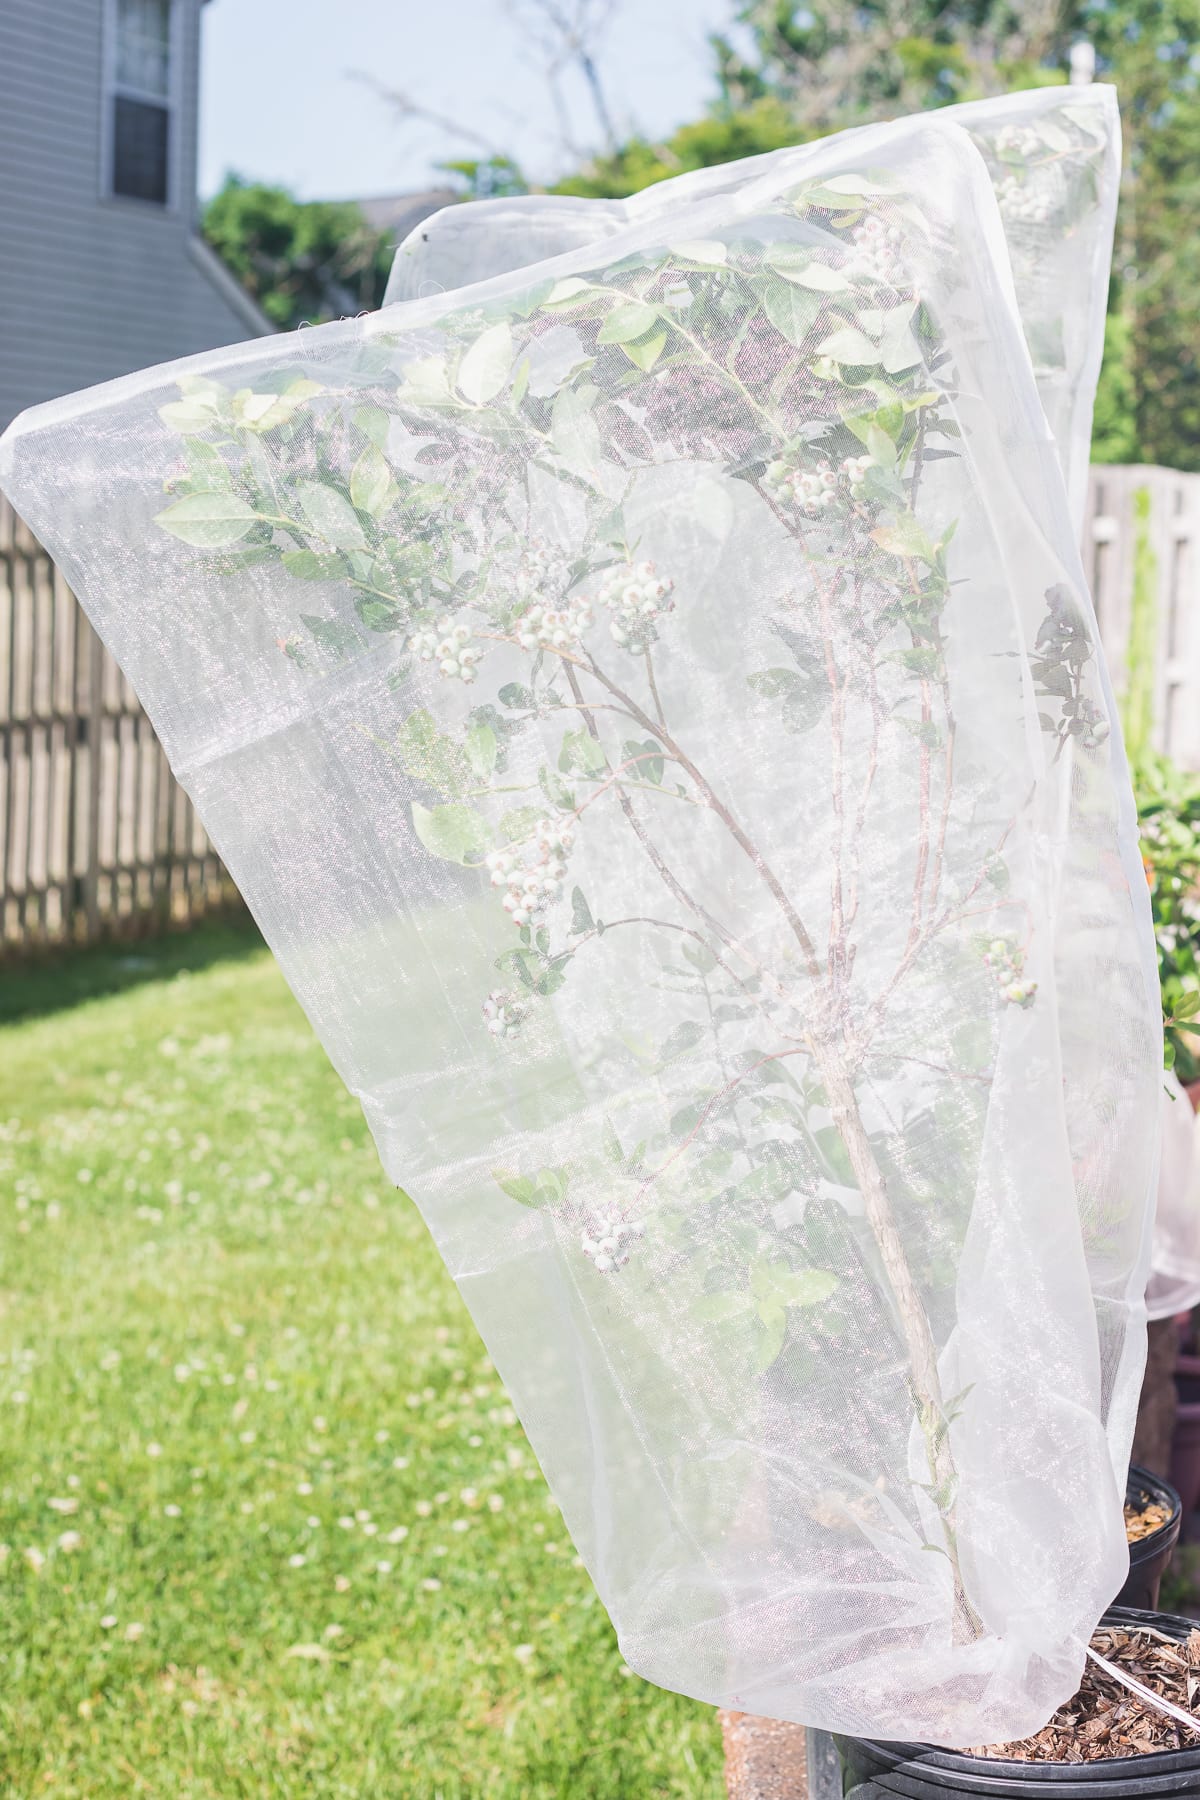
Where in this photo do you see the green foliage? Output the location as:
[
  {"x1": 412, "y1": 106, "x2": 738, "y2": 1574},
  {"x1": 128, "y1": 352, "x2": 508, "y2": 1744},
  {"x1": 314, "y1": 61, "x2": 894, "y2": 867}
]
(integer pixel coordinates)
[
  {"x1": 1135, "y1": 756, "x2": 1200, "y2": 1081},
  {"x1": 710, "y1": 0, "x2": 1066, "y2": 128},
  {"x1": 0, "y1": 927, "x2": 722, "y2": 1797},
  {"x1": 541, "y1": 0, "x2": 1200, "y2": 468},
  {"x1": 441, "y1": 154, "x2": 530, "y2": 200},
  {"x1": 1083, "y1": 0, "x2": 1200, "y2": 472},
  {"x1": 552, "y1": 97, "x2": 810, "y2": 199},
  {"x1": 1091, "y1": 310, "x2": 1140, "y2": 466},
  {"x1": 202, "y1": 176, "x2": 394, "y2": 332},
  {"x1": 1121, "y1": 485, "x2": 1158, "y2": 766}
]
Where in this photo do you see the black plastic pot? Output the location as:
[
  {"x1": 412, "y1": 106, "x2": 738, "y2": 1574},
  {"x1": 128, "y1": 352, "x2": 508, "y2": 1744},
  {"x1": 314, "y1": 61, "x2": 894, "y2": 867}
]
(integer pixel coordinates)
[
  {"x1": 834, "y1": 1607, "x2": 1200, "y2": 1797},
  {"x1": 1118, "y1": 1466, "x2": 1182, "y2": 1611}
]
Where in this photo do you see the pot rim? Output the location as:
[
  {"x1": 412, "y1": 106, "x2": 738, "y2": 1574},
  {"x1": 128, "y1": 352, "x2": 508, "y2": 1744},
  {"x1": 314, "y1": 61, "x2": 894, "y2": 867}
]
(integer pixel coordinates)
[
  {"x1": 1125, "y1": 1464, "x2": 1183, "y2": 1561},
  {"x1": 847, "y1": 1605, "x2": 1200, "y2": 1778}
]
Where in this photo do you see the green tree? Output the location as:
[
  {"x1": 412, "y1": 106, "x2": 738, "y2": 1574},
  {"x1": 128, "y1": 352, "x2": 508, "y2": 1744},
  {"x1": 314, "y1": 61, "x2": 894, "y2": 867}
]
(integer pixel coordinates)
[
  {"x1": 202, "y1": 176, "x2": 395, "y2": 332},
  {"x1": 1083, "y1": 0, "x2": 1200, "y2": 470},
  {"x1": 709, "y1": 0, "x2": 1068, "y2": 125}
]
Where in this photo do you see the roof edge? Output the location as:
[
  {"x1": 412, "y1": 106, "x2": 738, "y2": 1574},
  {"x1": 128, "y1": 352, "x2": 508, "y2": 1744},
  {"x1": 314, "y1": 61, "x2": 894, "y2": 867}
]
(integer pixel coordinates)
[{"x1": 187, "y1": 235, "x2": 277, "y2": 338}]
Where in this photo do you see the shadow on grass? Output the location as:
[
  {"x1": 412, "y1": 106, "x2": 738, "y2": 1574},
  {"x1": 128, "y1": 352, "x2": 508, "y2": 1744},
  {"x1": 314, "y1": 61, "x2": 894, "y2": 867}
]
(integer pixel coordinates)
[{"x1": 0, "y1": 913, "x2": 267, "y2": 1028}]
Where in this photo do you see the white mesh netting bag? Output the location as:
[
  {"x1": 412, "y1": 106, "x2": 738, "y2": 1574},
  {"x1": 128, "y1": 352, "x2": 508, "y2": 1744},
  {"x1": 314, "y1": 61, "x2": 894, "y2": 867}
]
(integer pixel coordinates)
[
  {"x1": 386, "y1": 85, "x2": 1119, "y2": 532},
  {"x1": 1147, "y1": 1072, "x2": 1200, "y2": 1320},
  {"x1": 0, "y1": 108, "x2": 1161, "y2": 1745}
]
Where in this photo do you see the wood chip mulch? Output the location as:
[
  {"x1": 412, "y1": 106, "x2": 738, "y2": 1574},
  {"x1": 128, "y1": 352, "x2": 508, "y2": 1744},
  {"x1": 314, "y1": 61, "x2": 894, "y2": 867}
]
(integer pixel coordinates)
[
  {"x1": 970, "y1": 1626, "x2": 1200, "y2": 1763},
  {"x1": 1125, "y1": 1497, "x2": 1172, "y2": 1542}
]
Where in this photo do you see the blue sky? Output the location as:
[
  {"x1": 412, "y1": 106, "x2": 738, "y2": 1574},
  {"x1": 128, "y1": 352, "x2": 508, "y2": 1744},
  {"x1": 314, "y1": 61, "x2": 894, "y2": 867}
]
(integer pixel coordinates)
[{"x1": 199, "y1": 0, "x2": 731, "y2": 202}]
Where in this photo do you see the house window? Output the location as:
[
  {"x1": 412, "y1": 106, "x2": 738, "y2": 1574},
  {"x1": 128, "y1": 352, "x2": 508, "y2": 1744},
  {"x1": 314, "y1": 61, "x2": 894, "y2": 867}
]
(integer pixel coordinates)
[{"x1": 108, "y1": 0, "x2": 173, "y2": 204}]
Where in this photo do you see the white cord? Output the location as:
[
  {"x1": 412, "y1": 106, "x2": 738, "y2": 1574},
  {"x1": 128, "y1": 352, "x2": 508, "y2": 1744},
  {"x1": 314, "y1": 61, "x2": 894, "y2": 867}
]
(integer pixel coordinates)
[{"x1": 1085, "y1": 1645, "x2": 1200, "y2": 1737}]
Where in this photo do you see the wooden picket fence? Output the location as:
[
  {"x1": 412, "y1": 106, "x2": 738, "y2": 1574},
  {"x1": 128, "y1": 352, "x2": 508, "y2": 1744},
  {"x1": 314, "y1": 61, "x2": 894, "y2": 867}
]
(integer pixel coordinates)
[
  {"x1": 0, "y1": 497, "x2": 236, "y2": 956},
  {"x1": 1082, "y1": 464, "x2": 1200, "y2": 768},
  {"x1": 2, "y1": 465, "x2": 1200, "y2": 957}
]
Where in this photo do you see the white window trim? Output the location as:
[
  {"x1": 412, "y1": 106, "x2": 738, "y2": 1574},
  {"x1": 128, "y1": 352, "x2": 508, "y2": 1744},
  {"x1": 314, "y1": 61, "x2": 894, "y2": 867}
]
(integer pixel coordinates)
[{"x1": 99, "y1": 0, "x2": 184, "y2": 211}]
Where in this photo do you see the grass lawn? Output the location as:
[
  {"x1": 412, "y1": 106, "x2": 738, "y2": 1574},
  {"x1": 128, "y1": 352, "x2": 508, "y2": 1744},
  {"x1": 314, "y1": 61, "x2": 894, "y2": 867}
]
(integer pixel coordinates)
[{"x1": 0, "y1": 921, "x2": 724, "y2": 1799}]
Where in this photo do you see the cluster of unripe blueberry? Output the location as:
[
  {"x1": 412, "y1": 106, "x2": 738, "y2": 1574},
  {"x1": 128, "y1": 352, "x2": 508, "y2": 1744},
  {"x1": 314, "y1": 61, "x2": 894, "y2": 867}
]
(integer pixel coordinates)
[
  {"x1": 580, "y1": 1207, "x2": 645, "y2": 1274},
  {"x1": 994, "y1": 124, "x2": 1043, "y2": 160},
  {"x1": 411, "y1": 615, "x2": 483, "y2": 684},
  {"x1": 485, "y1": 817, "x2": 575, "y2": 930},
  {"x1": 763, "y1": 452, "x2": 880, "y2": 516},
  {"x1": 594, "y1": 560, "x2": 676, "y2": 651},
  {"x1": 981, "y1": 936, "x2": 1038, "y2": 1009},
  {"x1": 482, "y1": 988, "x2": 526, "y2": 1039},
  {"x1": 848, "y1": 215, "x2": 908, "y2": 286},
  {"x1": 996, "y1": 176, "x2": 1053, "y2": 227},
  {"x1": 513, "y1": 593, "x2": 594, "y2": 653}
]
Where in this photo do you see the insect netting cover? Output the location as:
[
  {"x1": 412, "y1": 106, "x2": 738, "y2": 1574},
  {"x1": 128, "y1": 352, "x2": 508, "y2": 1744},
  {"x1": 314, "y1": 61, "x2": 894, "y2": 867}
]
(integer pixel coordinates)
[
  {"x1": 0, "y1": 114, "x2": 1161, "y2": 1746},
  {"x1": 385, "y1": 85, "x2": 1120, "y2": 532},
  {"x1": 1146, "y1": 1072, "x2": 1200, "y2": 1320}
]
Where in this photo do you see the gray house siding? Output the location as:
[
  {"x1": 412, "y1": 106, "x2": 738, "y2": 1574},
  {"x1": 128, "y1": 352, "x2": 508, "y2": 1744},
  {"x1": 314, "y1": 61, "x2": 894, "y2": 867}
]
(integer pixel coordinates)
[{"x1": 0, "y1": 0, "x2": 269, "y2": 434}]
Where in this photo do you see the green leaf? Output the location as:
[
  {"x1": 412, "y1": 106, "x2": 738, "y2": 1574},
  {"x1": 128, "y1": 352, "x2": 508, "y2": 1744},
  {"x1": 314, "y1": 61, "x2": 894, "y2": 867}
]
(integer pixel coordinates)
[
  {"x1": 154, "y1": 491, "x2": 259, "y2": 547},
  {"x1": 870, "y1": 514, "x2": 939, "y2": 564},
  {"x1": 498, "y1": 682, "x2": 535, "y2": 711},
  {"x1": 396, "y1": 355, "x2": 457, "y2": 409},
  {"x1": 659, "y1": 1019, "x2": 705, "y2": 1061},
  {"x1": 353, "y1": 404, "x2": 389, "y2": 448},
  {"x1": 465, "y1": 722, "x2": 497, "y2": 780},
  {"x1": 816, "y1": 326, "x2": 881, "y2": 365},
  {"x1": 299, "y1": 613, "x2": 360, "y2": 658},
  {"x1": 457, "y1": 322, "x2": 513, "y2": 405},
  {"x1": 570, "y1": 886, "x2": 595, "y2": 934},
  {"x1": 158, "y1": 398, "x2": 221, "y2": 434},
  {"x1": 411, "y1": 801, "x2": 491, "y2": 865},
  {"x1": 622, "y1": 331, "x2": 667, "y2": 372},
  {"x1": 295, "y1": 481, "x2": 366, "y2": 550},
  {"x1": 669, "y1": 1100, "x2": 707, "y2": 1140},
  {"x1": 499, "y1": 806, "x2": 542, "y2": 843},
  {"x1": 559, "y1": 728, "x2": 607, "y2": 777},
  {"x1": 350, "y1": 445, "x2": 393, "y2": 519},
  {"x1": 668, "y1": 240, "x2": 727, "y2": 268},
  {"x1": 767, "y1": 255, "x2": 848, "y2": 292},
  {"x1": 182, "y1": 440, "x2": 231, "y2": 486},
  {"x1": 622, "y1": 738, "x2": 664, "y2": 784},
  {"x1": 281, "y1": 548, "x2": 345, "y2": 581},
  {"x1": 598, "y1": 303, "x2": 660, "y2": 345},
  {"x1": 778, "y1": 1268, "x2": 838, "y2": 1307},
  {"x1": 681, "y1": 940, "x2": 718, "y2": 975},
  {"x1": 538, "y1": 765, "x2": 575, "y2": 811},
  {"x1": 747, "y1": 669, "x2": 799, "y2": 700},
  {"x1": 493, "y1": 1167, "x2": 568, "y2": 1209},
  {"x1": 601, "y1": 1117, "x2": 624, "y2": 1165},
  {"x1": 866, "y1": 424, "x2": 897, "y2": 470},
  {"x1": 354, "y1": 596, "x2": 404, "y2": 632},
  {"x1": 877, "y1": 303, "x2": 921, "y2": 376},
  {"x1": 542, "y1": 277, "x2": 602, "y2": 311},
  {"x1": 550, "y1": 382, "x2": 601, "y2": 468},
  {"x1": 752, "y1": 1303, "x2": 788, "y2": 1373},
  {"x1": 762, "y1": 280, "x2": 820, "y2": 347},
  {"x1": 396, "y1": 710, "x2": 470, "y2": 796},
  {"x1": 692, "y1": 1292, "x2": 753, "y2": 1323}
]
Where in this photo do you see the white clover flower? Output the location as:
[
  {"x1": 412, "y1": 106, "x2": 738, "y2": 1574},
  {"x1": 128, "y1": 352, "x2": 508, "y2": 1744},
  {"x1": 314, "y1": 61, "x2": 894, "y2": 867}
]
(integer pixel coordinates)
[{"x1": 581, "y1": 1208, "x2": 645, "y2": 1274}]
